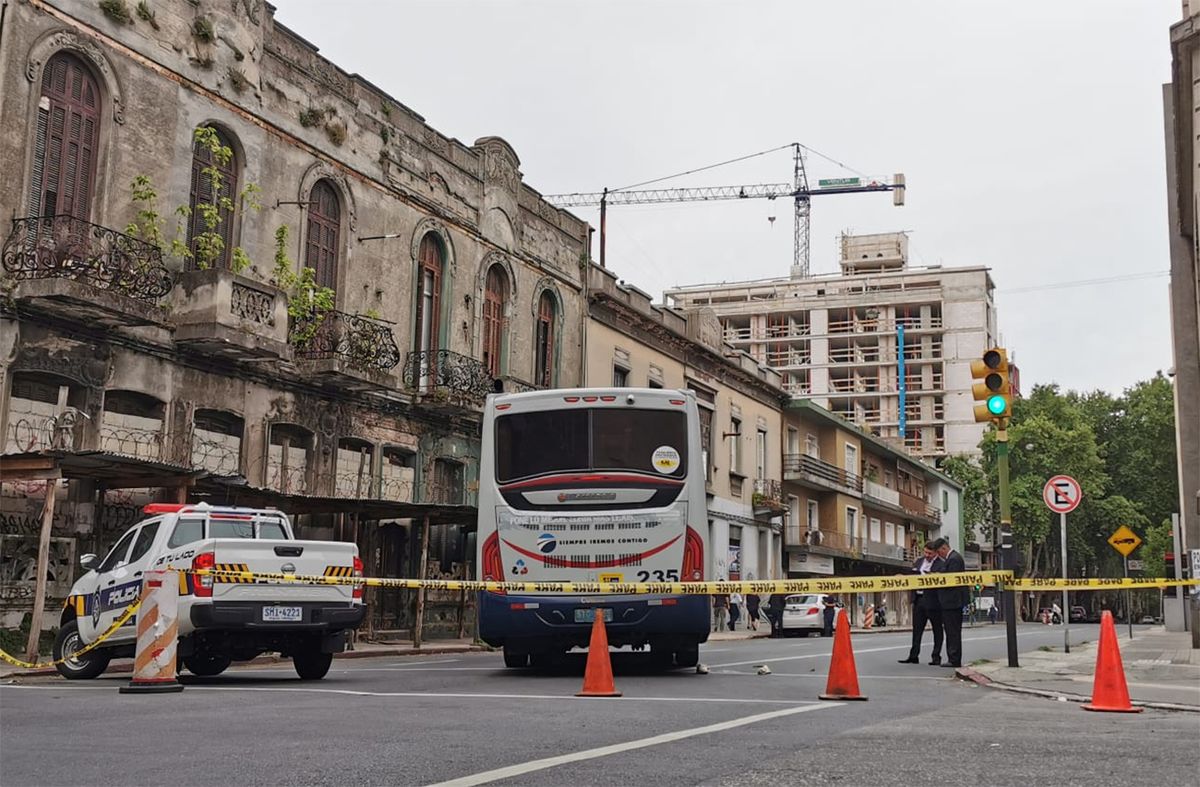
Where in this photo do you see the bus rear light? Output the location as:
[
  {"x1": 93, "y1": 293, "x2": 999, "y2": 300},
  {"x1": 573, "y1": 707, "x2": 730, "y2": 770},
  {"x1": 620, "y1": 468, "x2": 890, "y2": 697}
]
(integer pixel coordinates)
[
  {"x1": 682, "y1": 526, "x2": 704, "y2": 582},
  {"x1": 647, "y1": 598, "x2": 678, "y2": 606},
  {"x1": 481, "y1": 531, "x2": 505, "y2": 595},
  {"x1": 669, "y1": 399, "x2": 685, "y2": 405},
  {"x1": 352, "y1": 555, "x2": 364, "y2": 599},
  {"x1": 510, "y1": 602, "x2": 540, "y2": 610},
  {"x1": 496, "y1": 403, "x2": 512, "y2": 410},
  {"x1": 582, "y1": 396, "x2": 598, "y2": 402},
  {"x1": 599, "y1": 396, "x2": 616, "y2": 402},
  {"x1": 192, "y1": 551, "x2": 216, "y2": 597},
  {"x1": 563, "y1": 396, "x2": 580, "y2": 403}
]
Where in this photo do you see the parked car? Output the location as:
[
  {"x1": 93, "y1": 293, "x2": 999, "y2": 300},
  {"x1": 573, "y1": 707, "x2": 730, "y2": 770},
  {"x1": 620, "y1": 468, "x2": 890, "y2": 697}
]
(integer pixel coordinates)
[
  {"x1": 1035, "y1": 607, "x2": 1062, "y2": 624},
  {"x1": 1069, "y1": 606, "x2": 1089, "y2": 623},
  {"x1": 1140, "y1": 615, "x2": 1157, "y2": 624},
  {"x1": 780, "y1": 594, "x2": 832, "y2": 635}
]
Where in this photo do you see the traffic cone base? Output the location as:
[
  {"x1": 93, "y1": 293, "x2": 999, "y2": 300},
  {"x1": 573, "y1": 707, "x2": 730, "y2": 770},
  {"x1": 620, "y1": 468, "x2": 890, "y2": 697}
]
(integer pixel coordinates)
[
  {"x1": 576, "y1": 613, "x2": 621, "y2": 698},
  {"x1": 1081, "y1": 610, "x2": 1142, "y2": 714},
  {"x1": 819, "y1": 608, "x2": 867, "y2": 701}
]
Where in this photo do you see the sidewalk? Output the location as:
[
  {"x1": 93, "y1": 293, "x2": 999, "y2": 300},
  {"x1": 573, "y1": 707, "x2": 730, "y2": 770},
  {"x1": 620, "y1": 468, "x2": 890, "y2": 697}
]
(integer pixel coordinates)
[
  {"x1": 957, "y1": 626, "x2": 1200, "y2": 712},
  {"x1": 0, "y1": 637, "x2": 485, "y2": 681}
]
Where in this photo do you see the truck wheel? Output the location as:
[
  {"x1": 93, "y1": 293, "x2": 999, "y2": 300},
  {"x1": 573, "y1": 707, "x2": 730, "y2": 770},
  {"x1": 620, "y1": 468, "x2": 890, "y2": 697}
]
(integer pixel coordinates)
[
  {"x1": 502, "y1": 647, "x2": 529, "y2": 668},
  {"x1": 53, "y1": 620, "x2": 110, "y2": 680},
  {"x1": 183, "y1": 654, "x2": 232, "y2": 677},
  {"x1": 674, "y1": 645, "x2": 700, "y2": 668},
  {"x1": 293, "y1": 649, "x2": 333, "y2": 680}
]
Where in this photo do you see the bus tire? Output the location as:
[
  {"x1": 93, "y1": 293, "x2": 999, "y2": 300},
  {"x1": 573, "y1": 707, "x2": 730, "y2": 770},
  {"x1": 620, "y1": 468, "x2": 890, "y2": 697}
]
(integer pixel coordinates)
[
  {"x1": 502, "y1": 648, "x2": 529, "y2": 668},
  {"x1": 674, "y1": 645, "x2": 700, "y2": 668},
  {"x1": 53, "y1": 620, "x2": 110, "y2": 680}
]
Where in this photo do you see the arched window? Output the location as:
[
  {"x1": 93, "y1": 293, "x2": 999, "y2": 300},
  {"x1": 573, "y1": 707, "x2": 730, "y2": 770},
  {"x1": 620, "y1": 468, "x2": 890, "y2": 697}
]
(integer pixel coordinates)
[
  {"x1": 187, "y1": 126, "x2": 239, "y2": 269},
  {"x1": 305, "y1": 180, "x2": 340, "y2": 291},
  {"x1": 481, "y1": 265, "x2": 508, "y2": 377},
  {"x1": 534, "y1": 291, "x2": 556, "y2": 387},
  {"x1": 29, "y1": 52, "x2": 101, "y2": 220},
  {"x1": 414, "y1": 233, "x2": 444, "y2": 359}
]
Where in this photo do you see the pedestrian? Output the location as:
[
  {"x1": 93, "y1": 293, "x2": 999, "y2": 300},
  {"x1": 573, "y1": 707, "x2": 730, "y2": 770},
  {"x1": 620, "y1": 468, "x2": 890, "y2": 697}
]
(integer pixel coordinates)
[
  {"x1": 729, "y1": 591, "x2": 743, "y2": 630},
  {"x1": 822, "y1": 595, "x2": 839, "y2": 637},
  {"x1": 876, "y1": 600, "x2": 888, "y2": 628},
  {"x1": 898, "y1": 541, "x2": 945, "y2": 665},
  {"x1": 933, "y1": 538, "x2": 968, "y2": 668},
  {"x1": 987, "y1": 604, "x2": 998, "y2": 625},
  {"x1": 712, "y1": 593, "x2": 729, "y2": 632},
  {"x1": 746, "y1": 593, "x2": 761, "y2": 631},
  {"x1": 767, "y1": 593, "x2": 786, "y2": 637},
  {"x1": 1051, "y1": 601, "x2": 1062, "y2": 625}
]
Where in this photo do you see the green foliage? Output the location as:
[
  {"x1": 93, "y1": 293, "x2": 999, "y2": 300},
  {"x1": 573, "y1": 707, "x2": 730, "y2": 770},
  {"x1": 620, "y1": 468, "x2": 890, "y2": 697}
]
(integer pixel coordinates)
[
  {"x1": 192, "y1": 15, "x2": 215, "y2": 42},
  {"x1": 99, "y1": 0, "x2": 132, "y2": 24},
  {"x1": 228, "y1": 67, "x2": 249, "y2": 94},
  {"x1": 273, "y1": 225, "x2": 335, "y2": 345},
  {"x1": 1141, "y1": 519, "x2": 1173, "y2": 580},
  {"x1": 189, "y1": 127, "x2": 257, "y2": 271},
  {"x1": 299, "y1": 107, "x2": 323, "y2": 128},
  {"x1": 135, "y1": 1, "x2": 159, "y2": 29},
  {"x1": 325, "y1": 121, "x2": 347, "y2": 146},
  {"x1": 939, "y1": 454, "x2": 989, "y2": 547}
]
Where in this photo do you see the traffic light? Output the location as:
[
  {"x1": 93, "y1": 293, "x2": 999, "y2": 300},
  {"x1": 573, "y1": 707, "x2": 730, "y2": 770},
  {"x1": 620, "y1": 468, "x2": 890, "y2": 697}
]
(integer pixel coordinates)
[{"x1": 971, "y1": 347, "x2": 1011, "y2": 423}]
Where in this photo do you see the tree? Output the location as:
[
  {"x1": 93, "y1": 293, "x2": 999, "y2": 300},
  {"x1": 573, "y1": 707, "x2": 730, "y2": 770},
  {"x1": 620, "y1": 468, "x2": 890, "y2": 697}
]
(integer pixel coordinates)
[{"x1": 938, "y1": 455, "x2": 989, "y2": 548}]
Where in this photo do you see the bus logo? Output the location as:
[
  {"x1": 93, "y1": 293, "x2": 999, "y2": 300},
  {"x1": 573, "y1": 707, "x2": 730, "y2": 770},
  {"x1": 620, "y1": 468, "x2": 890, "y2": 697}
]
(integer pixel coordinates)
[
  {"x1": 537, "y1": 533, "x2": 557, "y2": 554},
  {"x1": 557, "y1": 491, "x2": 617, "y2": 502}
]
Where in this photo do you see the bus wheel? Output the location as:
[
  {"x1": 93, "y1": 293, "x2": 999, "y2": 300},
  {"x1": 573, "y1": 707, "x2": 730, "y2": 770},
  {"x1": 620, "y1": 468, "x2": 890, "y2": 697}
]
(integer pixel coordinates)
[
  {"x1": 674, "y1": 645, "x2": 700, "y2": 668},
  {"x1": 502, "y1": 647, "x2": 529, "y2": 668}
]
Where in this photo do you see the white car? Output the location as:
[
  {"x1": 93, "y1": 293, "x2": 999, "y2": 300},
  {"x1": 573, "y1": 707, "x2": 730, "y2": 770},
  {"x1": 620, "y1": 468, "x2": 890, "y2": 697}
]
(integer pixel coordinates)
[
  {"x1": 780, "y1": 593, "x2": 833, "y2": 636},
  {"x1": 53, "y1": 503, "x2": 364, "y2": 681}
]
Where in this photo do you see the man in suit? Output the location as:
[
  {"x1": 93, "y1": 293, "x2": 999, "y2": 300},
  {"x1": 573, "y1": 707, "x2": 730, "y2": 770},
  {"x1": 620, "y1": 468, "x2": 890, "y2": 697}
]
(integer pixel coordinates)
[
  {"x1": 934, "y1": 537, "x2": 969, "y2": 668},
  {"x1": 898, "y1": 541, "x2": 945, "y2": 665}
]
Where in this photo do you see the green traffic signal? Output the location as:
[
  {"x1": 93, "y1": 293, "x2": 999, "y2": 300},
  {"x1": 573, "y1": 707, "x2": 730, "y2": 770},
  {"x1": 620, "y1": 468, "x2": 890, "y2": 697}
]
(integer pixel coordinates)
[{"x1": 987, "y1": 395, "x2": 1007, "y2": 415}]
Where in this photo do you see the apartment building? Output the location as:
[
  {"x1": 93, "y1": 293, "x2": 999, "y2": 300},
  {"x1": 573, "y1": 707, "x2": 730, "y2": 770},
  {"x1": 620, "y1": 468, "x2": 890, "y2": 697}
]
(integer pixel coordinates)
[
  {"x1": 586, "y1": 265, "x2": 786, "y2": 585},
  {"x1": 665, "y1": 233, "x2": 997, "y2": 460},
  {"x1": 0, "y1": 0, "x2": 586, "y2": 634},
  {"x1": 781, "y1": 399, "x2": 964, "y2": 626}
]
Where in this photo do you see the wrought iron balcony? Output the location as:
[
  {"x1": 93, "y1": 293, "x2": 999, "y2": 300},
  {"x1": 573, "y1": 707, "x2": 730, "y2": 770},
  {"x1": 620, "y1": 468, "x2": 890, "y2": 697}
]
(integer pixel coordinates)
[
  {"x1": 1, "y1": 215, "x2": 172, "y2": 301},
  {"x1": 752, "y1": 478, "x2": 785, "y2": 515},
  {"x1": 291, "y1": 309, "x2": 402, "y2": 372},
  {"x1": 403, "y1": 349, "x2": 495, "y2": 401}
]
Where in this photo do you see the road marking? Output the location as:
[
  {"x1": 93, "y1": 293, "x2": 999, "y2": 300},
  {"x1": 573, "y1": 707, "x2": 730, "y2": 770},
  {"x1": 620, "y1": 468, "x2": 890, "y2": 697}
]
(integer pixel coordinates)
[
  {"x1": 709, "y1": 634, "x2": 1010, "y2": 668},
  {"x1": 426, "y1": 703, "x2": 841, "y2": 787},
  {"x1": 0, "y1": 684, "x2": 809, "y2": 705},
  {"x1": 713, "y1": 671, "x2": 951, "y2": 680}
]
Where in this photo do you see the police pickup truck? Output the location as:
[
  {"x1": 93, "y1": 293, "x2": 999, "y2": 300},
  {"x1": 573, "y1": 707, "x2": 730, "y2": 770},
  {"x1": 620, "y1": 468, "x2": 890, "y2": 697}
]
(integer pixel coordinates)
[{"x1": 53, "y1": 503, "x2": 364, "y2": 681}]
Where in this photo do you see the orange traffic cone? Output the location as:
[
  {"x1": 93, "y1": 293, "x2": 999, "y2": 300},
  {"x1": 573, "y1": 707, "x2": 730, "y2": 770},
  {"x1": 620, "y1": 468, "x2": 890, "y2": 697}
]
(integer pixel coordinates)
[
  {"x1": 819, "y1": 609, "x2": 867, "y2": 701},
  {"x1": 1082, "y1": 610, "x2": 1142, "y2": 713},
  {"x1": 576, "y1": 612, "x2": 621, "y2": 697}
]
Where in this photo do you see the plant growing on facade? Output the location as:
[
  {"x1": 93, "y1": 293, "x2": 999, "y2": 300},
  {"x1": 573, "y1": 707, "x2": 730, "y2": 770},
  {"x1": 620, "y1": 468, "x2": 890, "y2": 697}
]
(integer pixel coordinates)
[
  {"x1": 135, "y1": 1, "x2": 159, "y2": 29},
  {"x1": 325, "y1": 121, "x2": 347, "y2": 147},
  {"x1": 192, "y1": 15, "x2": 215, "y2": 43},
  {"x1": 99, "y1": 0, "x2": 132, "y2": 24},
  {"x1": 273, "y1": 225, "x2": 335, "y2": 345},
  {"x1": 228, "y1": 67, "x2": 249, "y2": 94},
  {"x1": 188, "y1": 126, "x2": 259, "y2": 272},
  {"x1": 298, "y1": 107, "x2": 323, "y2": 128}
]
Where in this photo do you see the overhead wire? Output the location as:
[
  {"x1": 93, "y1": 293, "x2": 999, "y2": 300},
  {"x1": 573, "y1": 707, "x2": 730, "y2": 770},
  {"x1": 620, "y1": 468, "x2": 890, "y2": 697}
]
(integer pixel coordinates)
[
  {"x1": 998, "y1": 271, "x2": 1169, "y2": 294},
  {"x1": 613, "y1": 143, "x2": 794, "y2": 192}
]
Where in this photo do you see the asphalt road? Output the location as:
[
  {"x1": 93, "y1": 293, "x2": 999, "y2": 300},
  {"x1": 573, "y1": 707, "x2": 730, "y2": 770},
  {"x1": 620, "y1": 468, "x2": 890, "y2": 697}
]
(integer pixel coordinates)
[{"x1": 1, "y1": 624, "x2": 1195, "y2": 787}]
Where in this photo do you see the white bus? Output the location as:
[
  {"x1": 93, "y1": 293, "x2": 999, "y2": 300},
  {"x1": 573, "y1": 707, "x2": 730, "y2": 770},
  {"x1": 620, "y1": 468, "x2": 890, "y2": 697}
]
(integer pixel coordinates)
[{"x1": 477, "y1": 387, "x2": 710, "y2": 669}]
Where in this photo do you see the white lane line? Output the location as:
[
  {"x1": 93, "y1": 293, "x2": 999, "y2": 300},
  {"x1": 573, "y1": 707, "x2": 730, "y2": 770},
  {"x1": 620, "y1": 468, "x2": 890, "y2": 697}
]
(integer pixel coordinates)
[
  {"x1": 0, "y1": 684, "x2": 808, "y2": 705},
  {"x1": 710, "y1": 634, "x2": 1009, "y2": 668},
  {"x1": 712, "y1": 671, "x2": 950, "y2": 680},
  {"x1": 378, "y1": 658, "x2": 462, "y2": 667},
  {"x1": 426, "y1": 702, "x2": 841, "y2": 787}
]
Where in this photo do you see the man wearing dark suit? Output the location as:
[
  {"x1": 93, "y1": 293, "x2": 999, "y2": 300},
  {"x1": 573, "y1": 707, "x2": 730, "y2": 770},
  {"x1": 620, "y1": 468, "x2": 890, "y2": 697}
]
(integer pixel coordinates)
[
  {"x1": 934, "y1": 537, "x2": 969, "y2": 668},
  {"x1": 898, "y1": 541, "x2": 945, "y2": 665}
]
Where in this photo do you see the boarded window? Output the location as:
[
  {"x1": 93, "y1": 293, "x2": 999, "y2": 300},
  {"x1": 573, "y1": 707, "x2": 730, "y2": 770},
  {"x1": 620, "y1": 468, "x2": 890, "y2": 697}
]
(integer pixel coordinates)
[{"x1": 30, "y1": 52, "x2": 100, "y2": 219}]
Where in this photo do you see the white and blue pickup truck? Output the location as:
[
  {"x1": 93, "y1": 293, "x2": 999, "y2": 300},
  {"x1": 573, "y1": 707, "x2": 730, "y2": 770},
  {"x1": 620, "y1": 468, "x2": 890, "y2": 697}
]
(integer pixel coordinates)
[{"x1": 54, "y1": 503, "x2": 364, "y2": 681}]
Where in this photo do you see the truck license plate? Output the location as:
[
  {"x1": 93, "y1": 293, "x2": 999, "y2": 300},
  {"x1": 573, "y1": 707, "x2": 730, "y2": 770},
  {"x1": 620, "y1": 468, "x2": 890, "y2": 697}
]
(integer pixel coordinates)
[
  {"x1": 574, "y1": 608, "x2": 613, "y2": 623},
  {"x1": 262, "y1": 606, "x2": 302, "y2": 622}
]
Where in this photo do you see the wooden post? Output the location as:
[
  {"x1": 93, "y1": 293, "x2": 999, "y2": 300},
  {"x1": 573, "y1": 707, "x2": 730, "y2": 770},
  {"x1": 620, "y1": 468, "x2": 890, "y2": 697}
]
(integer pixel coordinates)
[
  {"x1": 24, "y1": 479, "x2": 58, "y2": 663},
  {"x1": 413, "y1": 515, "x2": 430, "y2": 649}
]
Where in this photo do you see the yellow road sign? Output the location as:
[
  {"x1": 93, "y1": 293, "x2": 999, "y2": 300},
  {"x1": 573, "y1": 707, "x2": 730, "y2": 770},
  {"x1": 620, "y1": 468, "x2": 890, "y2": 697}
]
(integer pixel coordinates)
[{"x1": 1107, "y1": 525, "x2": 1142, "y2": 557}]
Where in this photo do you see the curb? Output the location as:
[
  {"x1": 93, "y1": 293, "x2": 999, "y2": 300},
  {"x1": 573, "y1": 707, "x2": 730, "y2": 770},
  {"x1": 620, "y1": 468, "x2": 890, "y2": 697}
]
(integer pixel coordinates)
[
  {"x1": 953, "y1": 666, "x2": 1200, "y2": 713},
  {"x1": 1, "y1": 643, "x2": 487, "y2": 680}
]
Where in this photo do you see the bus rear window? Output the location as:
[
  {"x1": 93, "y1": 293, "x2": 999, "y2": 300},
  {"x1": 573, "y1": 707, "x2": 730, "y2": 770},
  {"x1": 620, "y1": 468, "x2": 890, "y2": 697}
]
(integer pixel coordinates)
[{"x1": 495, "y1": 408, "x2": 687, "y2": 482}]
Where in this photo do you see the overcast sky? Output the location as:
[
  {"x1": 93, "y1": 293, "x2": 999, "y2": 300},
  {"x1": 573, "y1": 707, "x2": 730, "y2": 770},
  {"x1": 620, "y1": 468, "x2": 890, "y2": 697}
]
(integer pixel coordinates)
[{"x1": 276, "y1": 0, "x2": 1178, "y2": 395}]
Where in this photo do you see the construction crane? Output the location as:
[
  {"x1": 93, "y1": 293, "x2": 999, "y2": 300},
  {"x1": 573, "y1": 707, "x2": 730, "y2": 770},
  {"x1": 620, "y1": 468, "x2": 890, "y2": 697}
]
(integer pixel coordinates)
[{"x1": 544, "y1": 143, "x2": 905, "y2": 278}]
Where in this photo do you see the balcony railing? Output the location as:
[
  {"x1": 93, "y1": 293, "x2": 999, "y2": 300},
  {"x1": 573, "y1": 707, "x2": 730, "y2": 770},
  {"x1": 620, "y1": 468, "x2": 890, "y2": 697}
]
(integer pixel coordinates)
[
  {"x1": 291, "y1": 310, "x2": 402, "y2": 372},
  {"x1": 752, "y1": 478, "x2": 784, "y2": 512},
  {"x1": 404, "y1": 349, "x2": 495, "y2": 400},
  {"x1": 863, "y1": 479, "x2": 901, "y2": 506},
  {"x1": 799, "y1": 528, "x2": 859, "y2": 552},
  {"x1": 1, "y1": 215, "x2": 173, "y2": 301},
  {"x1": 783, "y1": 453, "x2": 863, "y2": 493}
]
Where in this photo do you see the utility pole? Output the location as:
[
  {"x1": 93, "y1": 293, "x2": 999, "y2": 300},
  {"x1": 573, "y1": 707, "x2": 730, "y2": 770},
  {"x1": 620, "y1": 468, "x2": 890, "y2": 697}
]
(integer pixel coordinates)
[{"x1": 996, "y1": 421, "x2": 1019, "y2": 668}]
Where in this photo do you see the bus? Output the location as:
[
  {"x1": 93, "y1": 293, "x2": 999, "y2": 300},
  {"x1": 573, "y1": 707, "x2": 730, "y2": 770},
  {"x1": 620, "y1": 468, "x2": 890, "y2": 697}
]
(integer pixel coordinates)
[{"x1": 477, "y1": 387, "x2": 710, "y2": 669}]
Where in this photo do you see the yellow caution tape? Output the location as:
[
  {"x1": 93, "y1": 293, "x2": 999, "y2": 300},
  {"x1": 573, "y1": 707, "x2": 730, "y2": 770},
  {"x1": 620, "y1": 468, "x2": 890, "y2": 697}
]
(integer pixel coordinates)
[
  {"x1": 1008, "y1": 578, "x2": 1200, "y2": 591},
  {"x1": 196, "y1": 569, "x2": 1014, "y2": 596},
  {"x1": 0, "y1": 600, "x2": 141, "y2": 671}
]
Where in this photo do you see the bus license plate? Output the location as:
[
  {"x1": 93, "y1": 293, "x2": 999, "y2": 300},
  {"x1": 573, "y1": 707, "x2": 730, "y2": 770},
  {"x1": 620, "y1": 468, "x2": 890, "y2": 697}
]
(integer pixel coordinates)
[
  {"x1": 262, "y1": 606, "x2": 302, "y2": 622},
  {"x1": 575, "y1": 608, "x2": 613, "y2": 624}
]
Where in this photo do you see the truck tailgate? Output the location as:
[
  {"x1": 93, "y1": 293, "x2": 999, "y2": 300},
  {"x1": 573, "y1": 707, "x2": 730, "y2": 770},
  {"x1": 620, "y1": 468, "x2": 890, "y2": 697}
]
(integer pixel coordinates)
[{"x1": 210, "y1": 539, "x2": 357, "y2": 602}]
